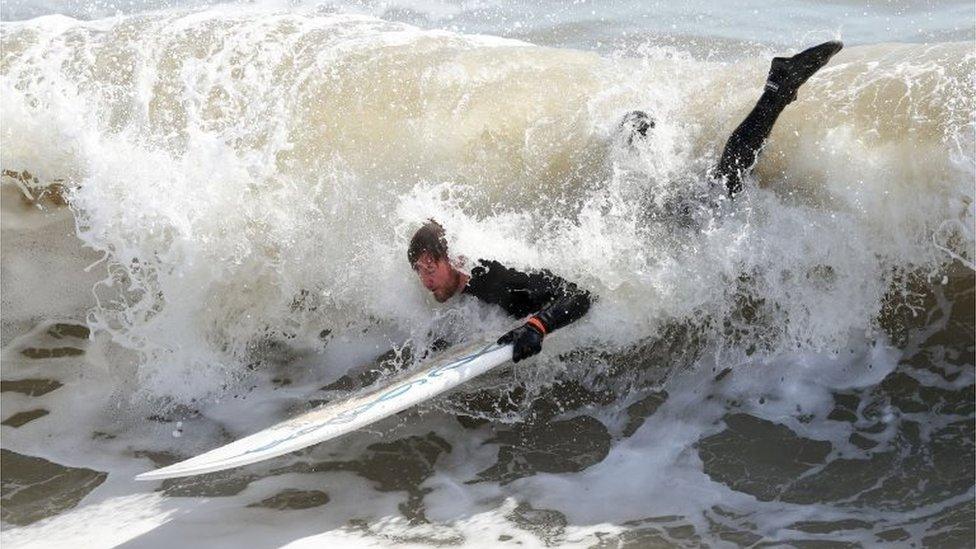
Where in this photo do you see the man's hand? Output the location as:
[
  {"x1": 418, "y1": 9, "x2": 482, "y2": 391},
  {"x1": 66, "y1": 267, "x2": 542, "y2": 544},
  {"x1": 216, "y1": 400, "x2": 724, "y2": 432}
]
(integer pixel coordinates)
[{"x1": 497, "y1": 321, "x2": 545, "y2": 363}]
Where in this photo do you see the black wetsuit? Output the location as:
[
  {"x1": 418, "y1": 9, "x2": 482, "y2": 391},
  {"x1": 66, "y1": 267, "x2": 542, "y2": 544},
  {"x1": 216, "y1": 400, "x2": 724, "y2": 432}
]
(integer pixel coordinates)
[
  {"x1": 714, "y1": 90, "x2": 790, "y2": 196},
  {"x1": 462, "y1": 259, "x2": 591, "y2": 333},
  {"x1": 714, "y1": 41, "x2": 844, "y2": 197}
]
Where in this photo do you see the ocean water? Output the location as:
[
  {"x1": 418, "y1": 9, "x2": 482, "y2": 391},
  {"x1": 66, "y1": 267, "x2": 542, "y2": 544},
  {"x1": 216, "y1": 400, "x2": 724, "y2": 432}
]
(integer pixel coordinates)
[{"x1": 1, "y1": 1, "x2": 974, "y2": 547}]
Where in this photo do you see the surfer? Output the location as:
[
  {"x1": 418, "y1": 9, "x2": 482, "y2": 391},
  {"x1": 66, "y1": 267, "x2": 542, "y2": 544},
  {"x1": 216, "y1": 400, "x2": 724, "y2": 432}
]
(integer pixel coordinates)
[
  {"x1": 408, "y1": 221, "x2": 592, "y2": 363},
  {"x1": 406, "y1": 42, "x2": 841, "y2": 362},
  {"x1": 623, "y1": 40, "x2": 843, "y2": 197}
]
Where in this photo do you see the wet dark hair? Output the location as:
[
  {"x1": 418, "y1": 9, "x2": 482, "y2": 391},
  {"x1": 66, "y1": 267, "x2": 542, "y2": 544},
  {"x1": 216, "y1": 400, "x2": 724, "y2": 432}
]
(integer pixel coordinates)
[{"x1": 407, "y1": 219, "x2": 449, "y2": 267}]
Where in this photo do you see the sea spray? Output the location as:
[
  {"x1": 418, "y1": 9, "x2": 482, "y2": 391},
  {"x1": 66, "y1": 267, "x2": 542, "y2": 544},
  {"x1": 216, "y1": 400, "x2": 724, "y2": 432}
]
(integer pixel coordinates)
[
  {"x1": 5, "y1": 9, "x2": 971, "y2": 404},
  {"x1": 1, "y1": 5, "x2": 973, "y2": 546}
]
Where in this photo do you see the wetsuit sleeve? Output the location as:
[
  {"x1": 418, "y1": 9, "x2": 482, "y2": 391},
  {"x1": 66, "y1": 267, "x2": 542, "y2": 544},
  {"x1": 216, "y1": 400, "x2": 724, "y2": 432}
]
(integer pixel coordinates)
[
  {"x1": 527, "y1": 270, "x2": 592, "y2": 333},
  {"x1": 464, "y1": 260, "x2": 593, "y2": 332}
]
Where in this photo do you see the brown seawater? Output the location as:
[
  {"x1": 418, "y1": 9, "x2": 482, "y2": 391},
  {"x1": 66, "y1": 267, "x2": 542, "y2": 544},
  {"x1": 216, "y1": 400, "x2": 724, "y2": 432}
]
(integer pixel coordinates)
[{"x1": 2, "y1": 4, "x2": 974, "y2": 547}]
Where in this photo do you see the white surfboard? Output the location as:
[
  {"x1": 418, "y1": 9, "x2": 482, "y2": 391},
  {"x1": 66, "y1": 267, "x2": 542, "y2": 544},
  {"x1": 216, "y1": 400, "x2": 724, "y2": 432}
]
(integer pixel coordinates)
[{"x1": 135, "y1": 336, "x2": 514, "y2": 481}]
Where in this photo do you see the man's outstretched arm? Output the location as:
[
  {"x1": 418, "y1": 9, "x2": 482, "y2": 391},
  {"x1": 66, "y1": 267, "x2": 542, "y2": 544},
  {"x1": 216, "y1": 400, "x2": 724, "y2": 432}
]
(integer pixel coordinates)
[
  {"x1": 497, "y1": 268, "x2": 592, "y2": 363},
  {"x1": 532, "y1": 275, "x2": 592, "y2": 333}
]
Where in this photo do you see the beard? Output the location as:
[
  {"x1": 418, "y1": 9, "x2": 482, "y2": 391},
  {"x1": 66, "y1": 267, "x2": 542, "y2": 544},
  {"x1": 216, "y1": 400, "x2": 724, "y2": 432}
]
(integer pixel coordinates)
[{"x1": 433, "y1": 288, "x2": 453, "y2": 302}]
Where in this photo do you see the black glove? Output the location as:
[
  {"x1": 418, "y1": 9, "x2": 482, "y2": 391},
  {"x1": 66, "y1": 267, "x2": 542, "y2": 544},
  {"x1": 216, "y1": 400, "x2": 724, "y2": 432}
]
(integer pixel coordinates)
[{"x1": 498, "y1": 322, "x2": 545, "y2": 363}]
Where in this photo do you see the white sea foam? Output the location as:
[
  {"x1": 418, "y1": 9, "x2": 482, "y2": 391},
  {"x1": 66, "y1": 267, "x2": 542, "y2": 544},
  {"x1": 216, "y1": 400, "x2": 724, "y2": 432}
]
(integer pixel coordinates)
[{"x1": 1, "y1": 4, "x2": 973, "y2": 547}]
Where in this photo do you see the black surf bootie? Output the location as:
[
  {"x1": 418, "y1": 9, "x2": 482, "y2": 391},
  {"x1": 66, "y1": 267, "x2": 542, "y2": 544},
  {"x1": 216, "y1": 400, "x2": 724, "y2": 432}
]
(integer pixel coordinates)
[{"x1": 765, "y1": 40, "x2": 843, "y2": 102}]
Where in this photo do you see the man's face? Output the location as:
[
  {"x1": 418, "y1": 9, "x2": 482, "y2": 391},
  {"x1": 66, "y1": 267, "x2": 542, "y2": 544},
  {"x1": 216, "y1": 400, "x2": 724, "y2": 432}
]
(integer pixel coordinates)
[{"x1": 413, "y1": 253, "x2": 458, "y2": 303}]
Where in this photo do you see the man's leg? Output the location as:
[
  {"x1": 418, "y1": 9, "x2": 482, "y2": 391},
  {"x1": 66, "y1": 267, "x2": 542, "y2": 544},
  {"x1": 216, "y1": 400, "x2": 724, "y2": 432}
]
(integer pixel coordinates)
[{"x1": 716, "y1": 41, "x2": 843, "y2": 197}]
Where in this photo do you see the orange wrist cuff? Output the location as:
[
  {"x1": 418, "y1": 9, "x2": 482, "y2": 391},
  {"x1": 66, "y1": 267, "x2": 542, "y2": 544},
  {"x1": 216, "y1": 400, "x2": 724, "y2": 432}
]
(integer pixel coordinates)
[{"x1": 526, "y1": 316, "x2": 548, "y2": 336}]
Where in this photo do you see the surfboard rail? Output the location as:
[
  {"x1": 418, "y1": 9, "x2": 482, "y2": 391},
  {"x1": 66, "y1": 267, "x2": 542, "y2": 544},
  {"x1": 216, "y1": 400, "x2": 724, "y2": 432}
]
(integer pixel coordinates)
[{"x1": 135, "y1": 337, "x2": 513, "y2": 481}]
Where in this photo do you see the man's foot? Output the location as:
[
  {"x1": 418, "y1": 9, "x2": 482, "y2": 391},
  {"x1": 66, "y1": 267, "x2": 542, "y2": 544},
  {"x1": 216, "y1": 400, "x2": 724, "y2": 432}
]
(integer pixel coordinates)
[
  {"x1": 765, "y1": 40, "x2": 843, "y2": 102},
  {"x1": 617, "y1": 110, "x2": 655, "y2": 146}
]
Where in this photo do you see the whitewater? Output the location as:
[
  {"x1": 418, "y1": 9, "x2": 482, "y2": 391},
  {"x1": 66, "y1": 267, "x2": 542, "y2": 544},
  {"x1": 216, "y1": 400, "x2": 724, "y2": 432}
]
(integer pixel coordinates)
[{"x1": 1, "y1": 1, "x2": 973, "y2": 547}]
